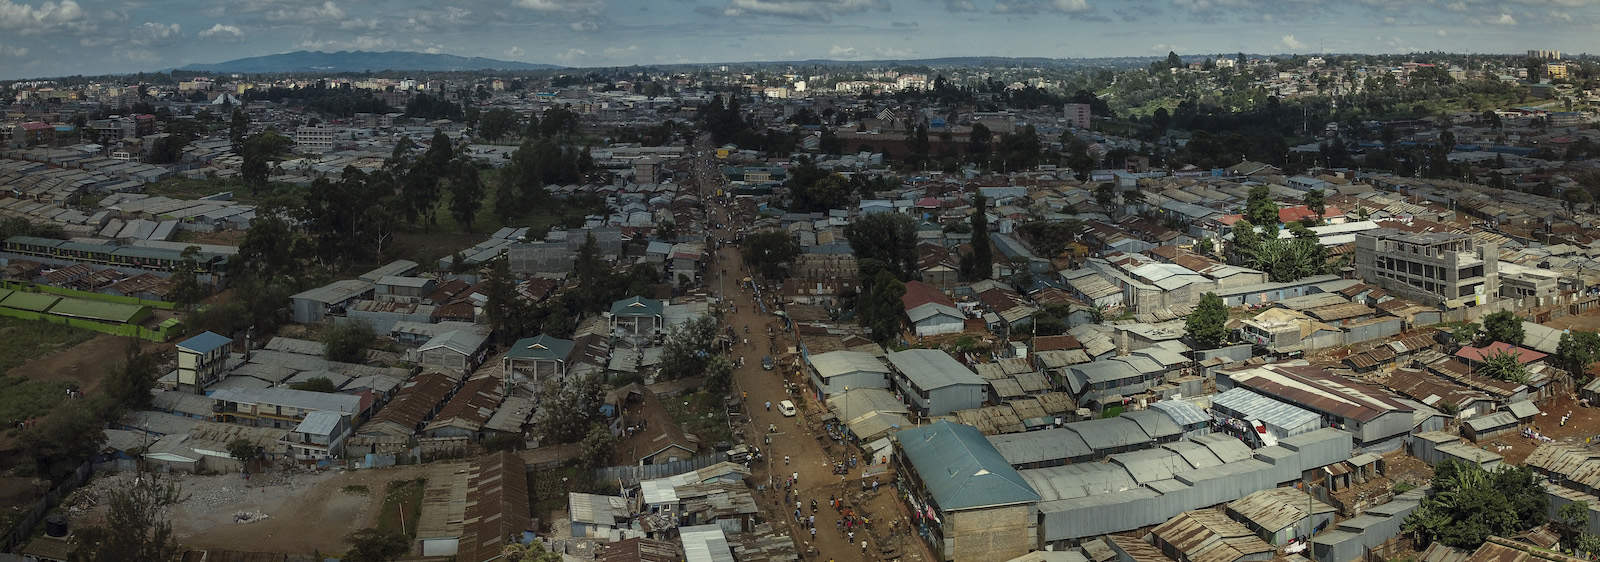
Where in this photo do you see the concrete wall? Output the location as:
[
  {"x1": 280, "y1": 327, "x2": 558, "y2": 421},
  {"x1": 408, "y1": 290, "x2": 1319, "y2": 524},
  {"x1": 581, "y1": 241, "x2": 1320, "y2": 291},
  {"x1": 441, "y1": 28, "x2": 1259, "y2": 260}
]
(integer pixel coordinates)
[
  {"x1": 810, "y1": 370, "x2": 890, "y2": 397},
  {"x1": 926, "y1": 383, "x2": 987, "y2": 417},
  {"x1": 946, "y1": 504, "x2": 1036, "y2": 562}
]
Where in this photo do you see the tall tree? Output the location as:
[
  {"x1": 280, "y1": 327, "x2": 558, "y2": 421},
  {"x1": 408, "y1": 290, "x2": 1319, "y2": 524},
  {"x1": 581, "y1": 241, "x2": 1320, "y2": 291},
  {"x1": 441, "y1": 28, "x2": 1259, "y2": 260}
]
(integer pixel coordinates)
[
  {"x1": 168, "y1": 246, "x2": 206, "y2": 309},
  {"x1": 740, "y1": 230, "x2": 802, "y2": 280},
  {"x1": 1246, "y1": 185, "x2": 1279, "y2": 226},
  {"x1": 844, "y1": 213, "x2": 918, "y2": 280},
  {"x1": 1481, "y1": 311, "x2": 1525, "y2": 346},
  {"x1": 1403, "y1": 460, "x2": 1546, "y2": 549},
  {"x1": 229, "y1": 108, "x2": 249, "y2": 151},
  {"x1": 963, "y1": 193, "x2": 992, "y2": 281},
  {"x1": 483, "y1": 258, "x2": 522, "y2": 345},
  {"x1": 1303, "y1": 188, "x2": 1326, "y2": 222},
  {"x1": 968, "y1": 122, "x2": 992, "y2": 164},
  {"x1": 448, "y1": 157, "x2": 485, "y2": 231},
  {"x1": 858, "y1": 269, "x2": 907, "y2": 343},
  {"x1": 72, "y1": 473, "x2": 182, "y2": 562},
  {"x1": 1556, "y1": 330, "x2": 1600, "y2": 382},
  {"x1": 1186, "y1": 293, "x2": 1229, "y2": 349}
]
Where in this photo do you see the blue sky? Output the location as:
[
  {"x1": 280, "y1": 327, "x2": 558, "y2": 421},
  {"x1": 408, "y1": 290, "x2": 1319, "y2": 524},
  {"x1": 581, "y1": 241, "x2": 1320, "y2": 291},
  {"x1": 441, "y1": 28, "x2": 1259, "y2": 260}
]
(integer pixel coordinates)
[{"x1": 0, "y1": 0, "x2": 1593, "y2": 78}]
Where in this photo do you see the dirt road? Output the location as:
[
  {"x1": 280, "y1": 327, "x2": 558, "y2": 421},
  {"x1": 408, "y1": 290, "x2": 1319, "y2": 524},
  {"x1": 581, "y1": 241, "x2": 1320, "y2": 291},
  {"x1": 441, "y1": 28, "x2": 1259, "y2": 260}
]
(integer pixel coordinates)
[{"x1": 701, "y1": 181, "x2": 928, "y2": 561}]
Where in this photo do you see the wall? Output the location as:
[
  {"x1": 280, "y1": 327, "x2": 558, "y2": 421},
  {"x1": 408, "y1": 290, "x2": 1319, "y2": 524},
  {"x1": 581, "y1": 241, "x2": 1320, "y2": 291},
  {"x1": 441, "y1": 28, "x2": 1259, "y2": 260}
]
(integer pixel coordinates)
[
  {"x1": 946, "y1": 504, "x2": 1036, "y2": 562},
  {"x1": 927, "y1": 383, "x2": 987, "y2": 417}
]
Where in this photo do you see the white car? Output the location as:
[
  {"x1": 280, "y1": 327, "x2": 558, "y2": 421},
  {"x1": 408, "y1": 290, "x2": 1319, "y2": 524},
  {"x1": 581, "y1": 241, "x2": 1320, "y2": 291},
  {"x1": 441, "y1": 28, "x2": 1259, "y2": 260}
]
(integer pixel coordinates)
[{"x1": 778, "y1": 400, "x2": 797, "y2": 417}]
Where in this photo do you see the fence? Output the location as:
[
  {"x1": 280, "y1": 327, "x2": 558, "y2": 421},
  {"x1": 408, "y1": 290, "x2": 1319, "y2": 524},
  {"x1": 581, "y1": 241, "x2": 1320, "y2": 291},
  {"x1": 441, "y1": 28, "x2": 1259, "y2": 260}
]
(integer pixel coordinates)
[
  {"x1": 0, "y1": 280, "x2": 178, "y2": 310},
  {"x1": 0, "y1": 461, "x2": 92, "y2": 553},
  {"x1": 592, "y1": 452, "x2": 726, "y2": 487},
  {"x1": 0, "y1": 306, "x2": 176, "y2": 342}
]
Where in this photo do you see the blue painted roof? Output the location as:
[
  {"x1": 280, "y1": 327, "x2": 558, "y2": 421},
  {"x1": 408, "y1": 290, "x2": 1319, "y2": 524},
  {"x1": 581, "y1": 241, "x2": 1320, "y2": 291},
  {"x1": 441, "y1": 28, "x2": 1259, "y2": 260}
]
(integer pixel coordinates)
[
  {"x1": 897, "y1": 421, "x2": 1041, "y2": 511},
  {"x1": 610, "y1": 296, "x2": 664, "y2": 317},
  {"x1": 177, "y1": 331, "x2": 231, "y2": 355}
]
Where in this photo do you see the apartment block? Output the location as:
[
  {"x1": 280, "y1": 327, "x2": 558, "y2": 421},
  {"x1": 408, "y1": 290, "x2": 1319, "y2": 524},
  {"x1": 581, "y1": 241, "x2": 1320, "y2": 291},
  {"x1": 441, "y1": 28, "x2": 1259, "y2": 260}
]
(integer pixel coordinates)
[
  {"x1": 294, "y1": 125, "x2": 336, "y2": 153},
  {"x1": 1354, "y1": 229, "x2": 1498, "y2": 307}
]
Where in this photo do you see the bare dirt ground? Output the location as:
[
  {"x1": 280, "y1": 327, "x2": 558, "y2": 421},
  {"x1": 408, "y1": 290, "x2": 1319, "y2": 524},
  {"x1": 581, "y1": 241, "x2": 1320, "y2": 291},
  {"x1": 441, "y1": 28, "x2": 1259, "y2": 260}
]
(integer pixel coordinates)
[
  {"x1": 69, "y1": 465, "x2": 426, "y2": 555},
  {"x1": 9, "y1": 334, "x2": 167, "y2": 393},
  {"x1": 1545, "y1": 312, "x2": 1600, "y2": 332}
]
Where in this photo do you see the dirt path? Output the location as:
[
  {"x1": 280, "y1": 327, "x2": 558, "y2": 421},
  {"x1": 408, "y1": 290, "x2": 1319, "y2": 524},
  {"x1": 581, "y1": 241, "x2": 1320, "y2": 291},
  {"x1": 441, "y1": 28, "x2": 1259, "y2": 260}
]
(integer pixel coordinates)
[{"x1": 707, "y1": 194, "x2": 930, "y2": 562}]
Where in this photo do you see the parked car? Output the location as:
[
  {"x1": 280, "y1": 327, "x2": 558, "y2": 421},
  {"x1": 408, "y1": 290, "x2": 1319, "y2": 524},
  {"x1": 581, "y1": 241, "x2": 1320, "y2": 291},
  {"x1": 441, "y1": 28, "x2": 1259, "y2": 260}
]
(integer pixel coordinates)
[
  {"x1": 761, "y1": 356, "x2": 774, "y2": 371},
  {"x1": 778, "y1": 400, "x2": 797, "y2": 417}
]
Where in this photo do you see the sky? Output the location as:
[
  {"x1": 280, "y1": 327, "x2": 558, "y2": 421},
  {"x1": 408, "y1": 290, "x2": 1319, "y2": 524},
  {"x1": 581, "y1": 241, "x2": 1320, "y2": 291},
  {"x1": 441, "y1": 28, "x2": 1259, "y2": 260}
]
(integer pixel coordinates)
[{"x1": 0, "y1": 0, "x2": 1595, "y2": 79}]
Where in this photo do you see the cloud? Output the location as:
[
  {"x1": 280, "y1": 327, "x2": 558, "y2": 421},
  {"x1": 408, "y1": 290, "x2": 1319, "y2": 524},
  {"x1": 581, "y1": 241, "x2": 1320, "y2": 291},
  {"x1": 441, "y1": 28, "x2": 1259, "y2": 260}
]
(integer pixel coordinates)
[
  {"x1": 297, "y1": 34, "x2": 393, "y2": 51},
  {"x1": 339, "y1": 18, "x2": 378, "y2": 30},
  {"x1": 198, "y1": 23, "x2": 244, "y2": 39},
  {"x1": 992, "y1": 0, "x2": 1093, "y2": 14},
  {"x1": 935, "y1": 0, "x2": 977, "y2": 11},
  {"x1": 129, "y1": 21, "x2": 180, "y2": 46},
  {"x1": 264, "y1": 1, "x2": 345, "y2": 24},
  {"x1": 720, "y1": 0, "x2": 882, "y2": 22},
  {"x1": 553, "y1": 47, "x2": 587, "y2": 62},
  {"x1": 1281, "y1": 33, "x2": 1305, "y2": 49},
  {"x1": 1489, "y1": 12, "x2": 1515, "y2": 24},
  {"x1": 1435, "y1": 28, "x2": 1447, "y2": 36},
  {"x1": 514, "y1": 0, "x2": 603, "y2": 12},
  {"x1": 891, "y1": 20, "x2": 917, "y2": 27},
  {"x1": 505, "y1": 45, "x2": 524, "y2": 57},
  {"x1": 828, "y1": 44, "x2": 858, "y2": 57},
  {"x1": 603, "y1": 44, "x2": 638, "y2": 56},
  {"x1": 0, "y1": 0, "x2": 90, "y2": 34},
  {"x1": 569, "y1": 20, "x2": 599, "y2": 31},
  {"x1": 0, "y1": 43, "x2": 27, "y2": 57}
]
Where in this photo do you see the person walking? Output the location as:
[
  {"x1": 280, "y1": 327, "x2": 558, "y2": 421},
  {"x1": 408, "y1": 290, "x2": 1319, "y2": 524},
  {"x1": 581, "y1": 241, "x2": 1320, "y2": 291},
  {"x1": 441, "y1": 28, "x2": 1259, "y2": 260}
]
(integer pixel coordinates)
[
  {"x1": 861, "y1": 540, "x2": 868, "y2": 554},
  {"x1": 784, "y1": 455, "x2": 790, "y2": 465}
]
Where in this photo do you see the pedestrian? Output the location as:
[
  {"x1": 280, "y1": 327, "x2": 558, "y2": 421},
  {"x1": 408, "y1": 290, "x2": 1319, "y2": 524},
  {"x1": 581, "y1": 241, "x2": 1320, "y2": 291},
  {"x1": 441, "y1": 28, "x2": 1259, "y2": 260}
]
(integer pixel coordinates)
[
  {"x1": 848, "y1": 531, "x2": 854, "y2": 542},
  {"x1": 765, "y1": 400, "x2": 771, "y2": 411},
  {"x1": 809, "y1": 515, "x2": 815, "y2": 527},
  {"x1": 862, "y1": 540, "x2": 868, "y2": 554},
  {"x1": 785, "y1": 455, "x2": 790, "y2": 465},
  {"x1": 792, "y1": 471, "x2": 799, "y2": 483},
  {"x1": 810, "y1": 527, "x2": 816, "y2": 539},
  {"x1": 873, "y1": 480, "x2": 879, "y2": 493}
]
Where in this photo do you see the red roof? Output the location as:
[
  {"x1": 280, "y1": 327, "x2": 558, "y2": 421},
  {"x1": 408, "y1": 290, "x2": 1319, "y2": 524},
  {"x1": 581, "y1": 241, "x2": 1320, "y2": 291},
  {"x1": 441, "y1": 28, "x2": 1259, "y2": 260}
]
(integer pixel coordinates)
[
  {"x1": 19, "y1": 122, "x2": 50, "y2": 131},
  {"x1": 901, "y1": 280, "x2": 954, "y2": 311},
  {"x1": 1455, "y1": 341, "x2": 1546, "y2": 364},
  {"x1": 1216, "y1": 214, "x2": 1244, "y2": 226},
  {"x1": 915, "y1": 197, "x2": 941, "y2": 208},
  {"x1": 1279, "y1": 205, "x2": 1343, "y2": 224}
]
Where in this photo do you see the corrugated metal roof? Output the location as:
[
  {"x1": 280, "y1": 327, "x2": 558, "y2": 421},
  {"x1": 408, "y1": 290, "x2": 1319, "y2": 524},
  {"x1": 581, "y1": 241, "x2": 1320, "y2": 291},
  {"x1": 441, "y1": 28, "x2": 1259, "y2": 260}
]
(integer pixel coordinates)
[
  {"x1": 886, "y1": 349, "x2": 985, "y2": 391},
  {"x1": 1227, "y1": 487, "x2": 1336, "y2": 533},
  {"x1": 897, "y1": 421, "x2": 1041, "y2": 510},
  {"x1": 988, "y1": 427, "x2": 1093, "y2": 467},
  {"x1": 1063, "y1": 416, "x2": 1151, "y2": 451},
  {"x1": 1019, "y1": 462, "x2": 1138, "y2": 502},
  {"x1": 1211, "y1": 387, "x2": 1321, "y2": 432},
  {"x1": 1150, "y1": 400, "x2": 1208, "y2": 427}
]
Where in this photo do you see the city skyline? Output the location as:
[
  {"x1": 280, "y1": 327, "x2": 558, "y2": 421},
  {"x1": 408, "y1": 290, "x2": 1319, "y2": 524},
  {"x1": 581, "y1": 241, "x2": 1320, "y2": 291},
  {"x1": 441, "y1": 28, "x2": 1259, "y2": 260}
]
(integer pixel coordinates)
[{"x1": 0, "y1": 0, "x2": 1595, "y2": 79}]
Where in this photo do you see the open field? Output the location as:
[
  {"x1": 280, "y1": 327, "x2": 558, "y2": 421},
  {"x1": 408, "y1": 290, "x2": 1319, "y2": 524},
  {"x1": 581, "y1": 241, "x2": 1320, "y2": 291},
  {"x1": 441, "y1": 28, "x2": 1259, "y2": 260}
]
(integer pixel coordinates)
[{"x1": 72, "y1": 465, "x2": 428, "y2": 555}]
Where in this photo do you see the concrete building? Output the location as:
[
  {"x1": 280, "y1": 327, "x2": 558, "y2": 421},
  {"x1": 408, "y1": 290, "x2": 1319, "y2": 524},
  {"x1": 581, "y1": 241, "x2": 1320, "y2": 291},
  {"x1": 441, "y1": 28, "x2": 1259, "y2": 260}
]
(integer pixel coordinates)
[
  {"x1": 895, "y1": 421, "x2": 1042, "y2": 562},
  {"x1": 885, "y1": 349, "x2": 987, "y2": 417},
  {"x1": 417, "y1": 329, "x2": 489, "y2": 377},
  {"x1": 1063, "y1": 103, "x2": 1092, "y2": 129},
  {"x1": 289, "y1": 279, "x2": 375, "y2": 324},
  {"x1": 283, "y1": 410, "x2": 352, "y2": 462},
  {"x1": 175, "y1": 331, "x2": 232, "y2": 393},
  {"x1": 611, "y1": 296, "x2": 665, "y2": 337},
  {"x1": 1219, "y1": 365, "x2": 1414, "y2": 449},
  {"x1": 903, "y1": 280, "x2": 965, "y2": 337},
  {"x1": 503, "y1": 335, "x2": 575, "y2": 382},
  {"x1": 294, "y1": 125, "x2": 337, "y2": 152},
  {"x1": 1354, "y1": 229, "x2": 1498, "y2": 307}
]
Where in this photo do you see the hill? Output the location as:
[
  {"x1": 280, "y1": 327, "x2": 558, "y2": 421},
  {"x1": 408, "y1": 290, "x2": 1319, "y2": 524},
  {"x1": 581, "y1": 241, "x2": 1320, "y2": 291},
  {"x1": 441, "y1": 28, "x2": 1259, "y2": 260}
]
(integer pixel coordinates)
[{"x1": 178, "y1": 50, "x2": 560, "y2": 73}]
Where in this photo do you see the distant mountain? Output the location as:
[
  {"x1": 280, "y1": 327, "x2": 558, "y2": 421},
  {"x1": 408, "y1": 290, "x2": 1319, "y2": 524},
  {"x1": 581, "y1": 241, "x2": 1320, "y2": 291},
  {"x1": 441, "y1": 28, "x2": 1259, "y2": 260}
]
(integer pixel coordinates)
[{"x1": 178, "y1": 51, "x2": 560, "y2": 73}]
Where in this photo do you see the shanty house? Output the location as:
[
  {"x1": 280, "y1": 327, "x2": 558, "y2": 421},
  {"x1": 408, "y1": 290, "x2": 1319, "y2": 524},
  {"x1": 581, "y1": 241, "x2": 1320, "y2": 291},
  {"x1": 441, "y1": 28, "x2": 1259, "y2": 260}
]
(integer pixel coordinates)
[
  {"x1": 807, "y1": 350, "x2": 891, "y2": 397},
  {"x1": 885, "y1": 349, "x2": 987, "y2": 417}
]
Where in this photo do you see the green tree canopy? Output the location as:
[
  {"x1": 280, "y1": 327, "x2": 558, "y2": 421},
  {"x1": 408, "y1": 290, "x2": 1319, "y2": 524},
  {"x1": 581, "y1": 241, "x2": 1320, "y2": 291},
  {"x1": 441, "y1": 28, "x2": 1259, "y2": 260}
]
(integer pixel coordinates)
[
  {"x1": 1404, "y1": 460, "x2": 1546, "y2": 549},
  {"x1": 962, "y1": 193, "x2": 992, "y2": 281},
  {"x1": 858, "y1": 269, "x2": 907, "y2": 344},
  {"x1": 323, "y1": 322, "x2": 375, "y2": 363},
  {"x1": 1185, "y1": 293, "x2": 1229, "y2": 349},
  {"x1": 845, "y1": 213, "x2": 918, "y2": 280},
  {"x1": 740, "y1": 230, "x2": 802, "y2": 280},
  {"x1": 1245, "y1": 185, "x2": 1279, "y2": 226},
  {"x1": 1481, "y1": 311, "x2": 1525, "y2": 346},
  {"x1": 1476, "y1": 349, "x2": 1532, "y2": 384},
  {"x1": 72, "y1": 473, "x2": 182, "y2": 562},
  {"x1": 1557, "y1": 330, "x2": 1600, "y2": 382}
]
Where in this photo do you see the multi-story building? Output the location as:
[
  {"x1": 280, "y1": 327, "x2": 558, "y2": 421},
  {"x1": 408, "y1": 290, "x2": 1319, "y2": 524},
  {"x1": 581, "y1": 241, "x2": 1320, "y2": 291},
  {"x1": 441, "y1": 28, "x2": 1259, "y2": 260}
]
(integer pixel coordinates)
[
  {"x1": 282, "y1": 410, "x2": 352, "y2": 461},
  {"x1": 1529, "y1": 49, "x2": 1562, "y2": 61},
  {"x1": 209, "y1": 387, "x2": 363, "y2": 429},
  {"x1": 176, "y1": 331, "x2": 232, "y2": 393},
  {"x1": 1063, "y1": 103, "x2": 1092, "y2": 129},
  {"x1": 1354, "y1": 229, "x2": 1498, "y2": 307},
  {"x1": 294, "y1": 124, "x2": 336, "y2": 153}
]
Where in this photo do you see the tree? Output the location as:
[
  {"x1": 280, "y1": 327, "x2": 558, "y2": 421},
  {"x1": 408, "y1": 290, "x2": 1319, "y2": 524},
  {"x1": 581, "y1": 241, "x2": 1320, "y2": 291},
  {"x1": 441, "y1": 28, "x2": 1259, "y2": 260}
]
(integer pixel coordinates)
[
  {"x1": 962, "y1": 193, "x2": 993, "y2": 281},
  {"x1": 1481, "y1": 310, "x2": 1525, "y2": 346},
  {"x1": 703, "y1": 354, "x2": 735, "y2": 396},
  {"x1": 1095, "y1": 183, "x2": 1117, "y2": 211},
  {"x1": 1556, "y1": 330, "x2": 1600, "y2": 382},
  {"x1": 1476, "y1": 349, "x2": 1532, "y2": 384},
  {"x1": 1246, "y1": 185, "x2": 1278, "y2": 226},
  {"x1": 907, "y1": 124, "x2": 931, "y2": 169},
  {"x1": 477, "y1": 108, "x2": 521, "y2": 141},
  {"x1": 1195, "y1": 239, "x2": 1215, "y2": 256},
  {"x1": 226, "y1": 438, "x2": 256, "y2": 466},
  {"x1": 660, "y1": 316, "x2": 721, "y2": 381},
  {"x1": 236, "y1": 212, "x2": 298, "y2": 281},
  {"x1": 858, "y1": 269, "x2": 907, "y2": 344},
  {"x1": 290, "y1": 376, "x2": 338, "y2": 393},
  {"x1": 229, "y1": 108, "x2": 249, "y2": 151},
  {"x1": 168, "y1": 246, "x2": 206, "y2": 309},
  {"x1": 533, "y1": 374, "x2": 606, "y2": 445},
  {"x1": 844, "y1": 213, "x2": 918, "y2": 280},
  {"x1": 968, "y1": 122, "x2": 992, "y2": 163},
  {"x1": 483, "y1": 258, "x2": 524, "y2": 345},
  {"x1": 1559, "y1": 501, "x2": 1592, "y2": 549},
  {"x1": 342, "y1": 528, "x2": 410, "y2": 562},
  {"x1": 579, "y1": 423, "x2": 616, "y2": 469},
  {"x1": 71, "y1": 473, "x2": 182, "y2": 562},
  {"x1": 741, "y1": 230, "x2": 802, "y2": 280},
  {"x1": 1303, "y1": 189, "x2": 1326, "y2": 222},
  {"x1": 448, "y1": 157, "x2": 485, "y2": 231},
  {"x1": 322, "y1": 322, "x2": 374, "y2": 363},
  {"x1": 1167, "y1": 50, "x2": 1183, "y2": 69},
  {"x1": 1186, "y1": 293, "x2": 1229, "y2": 349},
  {"x1": 1404, "y1": 460, "x2": 1546, "y2": 549}
]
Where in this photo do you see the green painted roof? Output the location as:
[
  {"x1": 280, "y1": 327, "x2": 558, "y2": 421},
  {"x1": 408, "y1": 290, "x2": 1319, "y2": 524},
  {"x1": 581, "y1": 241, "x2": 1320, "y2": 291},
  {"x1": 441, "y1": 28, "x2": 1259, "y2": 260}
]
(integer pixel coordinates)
[
  {"x1": 47, "y1": 298, "x2": 148, "y2": 323},
  {"x1": 506, "y1": 335, "x2": 575, "y2": 361},
  {"x1": 1, "y1": 291, "x2": 60, "y2": 312},
  {"x1": 896, "y1": 421, "x2": 1041, "y2": 511},
  {"x1": 610, "y1": 296, "x2": 664, "y2": 317}
]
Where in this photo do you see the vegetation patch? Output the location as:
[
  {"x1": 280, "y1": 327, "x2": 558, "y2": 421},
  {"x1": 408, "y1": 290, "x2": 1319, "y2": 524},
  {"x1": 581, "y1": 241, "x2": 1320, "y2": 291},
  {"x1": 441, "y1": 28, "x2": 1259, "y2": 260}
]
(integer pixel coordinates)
[{"x1": 375, "y1": 478, "x2": 426, "y2": 538}]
